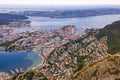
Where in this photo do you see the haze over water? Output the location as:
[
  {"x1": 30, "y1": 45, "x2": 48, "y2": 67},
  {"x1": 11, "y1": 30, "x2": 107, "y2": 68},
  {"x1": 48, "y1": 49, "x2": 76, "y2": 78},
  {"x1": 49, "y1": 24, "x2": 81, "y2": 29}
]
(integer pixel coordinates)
[{"x1": 0, "y1": 5, "x2": 120, "y2": 12}]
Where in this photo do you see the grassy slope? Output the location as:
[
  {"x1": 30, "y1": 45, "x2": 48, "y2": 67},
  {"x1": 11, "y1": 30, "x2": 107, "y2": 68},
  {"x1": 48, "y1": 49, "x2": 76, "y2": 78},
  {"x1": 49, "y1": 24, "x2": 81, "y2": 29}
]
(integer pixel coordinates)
[
  {"x1": 96, "y1": 20, "x2": 120, "y2": 54},
  {"x1": 74, "y1": 54, "x2": 120, "y2": 80}
]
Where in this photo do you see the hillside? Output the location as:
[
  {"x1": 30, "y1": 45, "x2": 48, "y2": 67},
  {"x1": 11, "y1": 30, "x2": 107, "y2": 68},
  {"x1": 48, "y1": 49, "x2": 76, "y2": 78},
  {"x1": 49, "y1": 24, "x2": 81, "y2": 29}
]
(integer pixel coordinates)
[
  {"x1": 21, "y1": 8, "x2": 120, "y2": 18},
  {"x1": 12, "y1": 35, "x2": 108, "y2": 80},
  {"x1": 0, "y1": 13, "x2": 28, "y2": 20},
  {"x1": 0, "y1": 13, "x2": 28, "y2": 25},
  {"x1": 96, "y1": 20, "x2": 120, "y2": 54},
  {"x1": 74, "y1": 53, "x2": 120, "y2": 80},
  {"x1": 12, "y1": 20, "x2": 120, "y2": 80}
]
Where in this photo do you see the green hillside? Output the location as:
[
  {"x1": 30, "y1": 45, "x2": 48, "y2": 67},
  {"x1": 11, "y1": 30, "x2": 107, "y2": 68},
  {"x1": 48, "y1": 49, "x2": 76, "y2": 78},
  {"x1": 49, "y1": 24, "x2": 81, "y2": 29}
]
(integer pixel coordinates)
[{"x1": 96, "y1": 20, "x2": 120, "y2": 54}]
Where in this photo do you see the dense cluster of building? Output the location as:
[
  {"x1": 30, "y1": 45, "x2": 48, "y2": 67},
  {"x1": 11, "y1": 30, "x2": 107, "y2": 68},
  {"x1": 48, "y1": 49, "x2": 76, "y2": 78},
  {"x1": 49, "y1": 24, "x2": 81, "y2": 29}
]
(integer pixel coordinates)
[
  {"x1": 0, "y1": 21, "x2": 31, "y2": 42},
  {"x1": 38, "y1": 35, "x2": 108, "y2": 80},
  {"x1": 0, "y1": 25, "x2": 78, "y2": 52},
  {"x1": 0, "y1": 24, "x2": 108, "y2": 80}
]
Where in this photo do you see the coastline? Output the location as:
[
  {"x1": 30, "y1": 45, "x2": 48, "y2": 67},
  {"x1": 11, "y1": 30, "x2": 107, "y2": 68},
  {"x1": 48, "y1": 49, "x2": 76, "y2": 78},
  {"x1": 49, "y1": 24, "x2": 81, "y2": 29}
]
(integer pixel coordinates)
[
  {"x1": 31, "y1": 51, "x2": 46, "y2": 71},
  {"x1": 0, "y1": 49, "x2": 45, "y2": 71}
]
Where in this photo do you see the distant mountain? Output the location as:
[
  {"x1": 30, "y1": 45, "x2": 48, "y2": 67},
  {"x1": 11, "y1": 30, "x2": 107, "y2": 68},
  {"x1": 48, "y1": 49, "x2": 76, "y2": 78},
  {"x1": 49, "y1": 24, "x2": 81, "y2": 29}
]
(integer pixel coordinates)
[
  {"x1": 0, "y1": 13, "x2": 28, "y2": 25},
  {"x1": 21, "y1": 8, "x2": 120, "y2": 18},
  {"x1": 0, "y1": 13, "x2": 28, "y2": 20},
  {"x1": 96, "y1": 20, "x2": 120, "y2": 54}
]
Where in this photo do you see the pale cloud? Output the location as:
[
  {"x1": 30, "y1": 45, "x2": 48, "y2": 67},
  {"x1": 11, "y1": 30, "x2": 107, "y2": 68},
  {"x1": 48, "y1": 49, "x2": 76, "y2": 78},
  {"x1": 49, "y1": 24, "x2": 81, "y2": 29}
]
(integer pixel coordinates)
[{"x1": 0, "y1": 0, "x2": 120, "y2": 5}]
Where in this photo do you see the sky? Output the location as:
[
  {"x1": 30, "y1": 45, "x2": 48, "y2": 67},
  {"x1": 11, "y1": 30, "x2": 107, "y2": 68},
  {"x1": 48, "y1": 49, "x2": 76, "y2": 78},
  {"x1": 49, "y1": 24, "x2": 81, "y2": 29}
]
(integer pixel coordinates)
[{"x1": 0, "y1": 0, "x2": 120, "y2": 5}]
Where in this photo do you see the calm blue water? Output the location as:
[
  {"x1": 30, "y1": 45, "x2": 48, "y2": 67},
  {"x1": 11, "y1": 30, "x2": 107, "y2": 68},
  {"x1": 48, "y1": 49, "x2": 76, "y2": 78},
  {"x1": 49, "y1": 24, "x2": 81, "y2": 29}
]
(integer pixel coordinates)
[
  {"x1": 13, "y1": 14, "x2": 120, "y2": 34},
  {"x1": 0, "y1": 51, "x2": 42, "y2": 73}
]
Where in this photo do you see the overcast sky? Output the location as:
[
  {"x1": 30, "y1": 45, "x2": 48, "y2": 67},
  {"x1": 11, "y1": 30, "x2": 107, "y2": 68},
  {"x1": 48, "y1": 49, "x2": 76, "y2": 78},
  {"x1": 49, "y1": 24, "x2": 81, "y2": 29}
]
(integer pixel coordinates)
[{"x1": 0, "y1": 0, "x2": 119, "y2": 5}]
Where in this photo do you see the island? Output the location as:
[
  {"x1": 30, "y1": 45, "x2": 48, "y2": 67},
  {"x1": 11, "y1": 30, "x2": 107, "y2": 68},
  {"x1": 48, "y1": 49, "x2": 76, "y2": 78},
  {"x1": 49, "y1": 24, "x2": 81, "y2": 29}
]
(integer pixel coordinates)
[{"x1": 12, "y1": 8, "x2": 120, "y2": 18}]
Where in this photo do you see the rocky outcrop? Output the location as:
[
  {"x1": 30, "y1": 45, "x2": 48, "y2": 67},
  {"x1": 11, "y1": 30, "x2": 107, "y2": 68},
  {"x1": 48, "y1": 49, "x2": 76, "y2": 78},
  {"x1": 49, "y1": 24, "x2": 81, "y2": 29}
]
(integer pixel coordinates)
[{"x1": 74, "y1": 54, "x2": 120, "y2": 80}]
